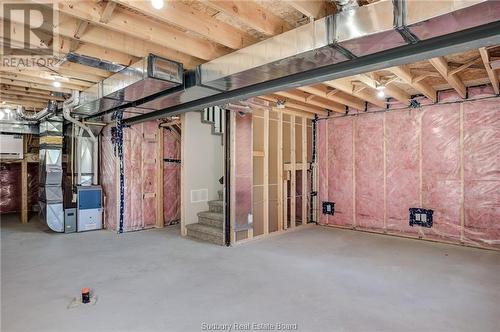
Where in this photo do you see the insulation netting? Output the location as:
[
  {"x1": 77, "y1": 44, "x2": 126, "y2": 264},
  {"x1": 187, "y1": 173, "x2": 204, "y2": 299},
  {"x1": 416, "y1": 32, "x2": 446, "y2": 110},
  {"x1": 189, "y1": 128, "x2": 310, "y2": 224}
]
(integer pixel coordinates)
[{"x1": 317, "y1": 86, "x2": 500, "y2": 249}]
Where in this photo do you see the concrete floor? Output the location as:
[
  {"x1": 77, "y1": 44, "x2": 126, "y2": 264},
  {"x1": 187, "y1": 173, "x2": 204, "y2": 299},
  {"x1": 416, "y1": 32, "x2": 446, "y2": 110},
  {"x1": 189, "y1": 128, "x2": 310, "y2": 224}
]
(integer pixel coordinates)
[{"x1": 2, "y1": 213, "x2": 500, "y2": 332}]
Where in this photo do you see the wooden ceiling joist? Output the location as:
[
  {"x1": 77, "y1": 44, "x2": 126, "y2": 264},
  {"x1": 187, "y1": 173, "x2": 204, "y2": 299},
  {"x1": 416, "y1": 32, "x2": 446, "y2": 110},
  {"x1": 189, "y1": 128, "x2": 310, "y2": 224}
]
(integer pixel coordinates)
[
  {"x1": 0, "y1": 97, "x2": 47, "y2": 109},
  {"x1": 53, "y1": 1, "x2": 225, "y2": 61},
  {"x1": 116, "y1": 0, "x2": 255, "y2": 49},
  {"x1": 1, "y1": 89, "x2": 65, "y2": 102},
  {"x1": 288, "y1": 1, "x2": 332, "y2": 19},
  {"x1": 388, "y1": 65, "x2": 437, "y2": 102},
  {"x1": 1, "y1": 72, "x2": 92, "y2": 90},
  {"x1": 324, "y1": 79, "x2": 386, "y2": 108},
  {"x1": 0, "y1": 79, "x2": 72, "y2": 94},
  {"x1": 99, "y1": 1, "x2": 117, "y2": 24},
  {"x1": 259, "y1": 95, "x2": 328, "y2": 117},
  {"x1": 274, "y1": 90, "x2": 344, "y2": 113},
  {"x1": 429, "y1": 57, "x2": 466, "y2": 98},
  {"x1": 355, "y1": 74, "x2": 411, "y2": 104},
  {"x1": 206, "y1": 1, "x2": 290, "y2": 36},
  {"x1": 297, "y1": 84, "x2": 365, "y2": 110},
  {"x1": 479, "y1": 47, "x2": 500, "y2": 94}
]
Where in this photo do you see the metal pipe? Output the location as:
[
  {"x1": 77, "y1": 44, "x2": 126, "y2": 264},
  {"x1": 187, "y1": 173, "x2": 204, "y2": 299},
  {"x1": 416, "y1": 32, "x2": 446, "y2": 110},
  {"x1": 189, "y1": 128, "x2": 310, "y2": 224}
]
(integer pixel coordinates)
[
  {"x1": 16, "y1": 100, "x2": 57, "y2": 121},
  {"x1": 331, "y1": 0, "x2": 358, "y2": 11}
]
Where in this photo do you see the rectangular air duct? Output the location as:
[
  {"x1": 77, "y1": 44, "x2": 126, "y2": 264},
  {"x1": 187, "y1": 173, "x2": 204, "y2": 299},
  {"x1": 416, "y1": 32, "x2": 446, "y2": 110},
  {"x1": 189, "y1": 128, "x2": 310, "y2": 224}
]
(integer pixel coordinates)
[{"x1": 74, "y1": 54, "x2": 183, "y2": 116}]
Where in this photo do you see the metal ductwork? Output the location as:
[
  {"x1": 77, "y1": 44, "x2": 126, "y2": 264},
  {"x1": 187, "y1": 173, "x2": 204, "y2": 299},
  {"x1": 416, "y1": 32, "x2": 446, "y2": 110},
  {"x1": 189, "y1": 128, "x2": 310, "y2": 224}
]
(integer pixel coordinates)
[
  {"x1": 0, "y1": 107, "x2": 39, "y2": 134},
  {"x1": 16, "y1": 100, "x2": 58, "y2": 121},
  {"x1": 38, "y1": 113, "x2": 64, "y2": 232},
  {"x1": 84, "y1": 0, "x2": 500, "y2": 125},
  {"x1": 198, "y1": 0, "x2": 500, "y2": 92},
  {"x1": 74, "y1": 54, "x2": 183, "y2": 116},
  {"x1": 331, "y1": 0, "x2": 359, "y2": 12}
]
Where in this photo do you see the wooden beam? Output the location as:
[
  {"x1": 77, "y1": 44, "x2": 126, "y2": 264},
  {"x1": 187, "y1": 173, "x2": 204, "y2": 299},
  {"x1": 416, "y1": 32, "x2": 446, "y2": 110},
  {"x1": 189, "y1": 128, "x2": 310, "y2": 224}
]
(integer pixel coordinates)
[
  {"x1": 0, "y1": 72, "x2": 90, "y2": 91},
  {"x1": 1, "y1": 69, "x2": 95, "y2": 88},
  {"x1": 324, "y1": 79, "x2": 386, "y2": 108},
  {"x1": 301, "y1": 117, "x2": 307, "y2": 225},
  {"x1": 290, "y1": 115, "x2": 296, "y2": 228},
  {"x1": 355, "y1": 74, "x2": 411, "y2": 104},
  {"x1": 73, "y1": 20, "x2": 90, "y2": 39},
  {"x1": 275, "y1": 90, "x2": 345, "y2": 113},
  {"x1": 0, "y1": 97, "x2": 46, "y2": 109},
  {"x1": 0, "y1": 78, "x2": 72, "y2": 94},
  {"x1": 479, "y1": 47, "x2": 500, "y2": 95},
  {"x1": 260, "y1": 95, "x2": 328, "y2": 116},
  {"x1": 53, "y1": 1, "x2": 224, "y2": 61},
  {"x1": 288, "y1": 0, "x2": 332, "y2": 19},
  {"x1": 116, "y1": 0, "x2": 254, "y2": 49},
  {"x1": 276, "y1": 109, "x2": 283, "y2": 232},
  {"x1": 100, "y1": 1, "x2": 117, "y2": 23},
  {"x1": 206, "y1": 0, "x2": 290, "y2": 36},
  {"x1": 263, "y1": 109, "x2": 269, "y2": 235},
  {"x1": 388, "y1": 65, "x2": 437, "y2": 102},
  {"x1": 429, "y1": 56, "x2": 466, "y2": 98},
  {"x1": 156, "y1": 127, "x2": 164, "y2": 229},
  {"x1": 297, "y1": 84, "x2": 365, "y2": 110},
  {"x1": 21, "y1": 158, "x2": 28, "y2": 224},
  {"x1": 7, "y1": 8, "x2": 201, "y2": 68},
  {"x1": 1, "y1": 90, "x2": 64, "y2": 102}
]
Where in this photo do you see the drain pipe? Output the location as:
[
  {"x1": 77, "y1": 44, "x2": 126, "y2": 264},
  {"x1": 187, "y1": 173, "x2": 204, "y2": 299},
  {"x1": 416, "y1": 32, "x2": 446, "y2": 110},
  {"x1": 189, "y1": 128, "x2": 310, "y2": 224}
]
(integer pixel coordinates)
[{"x1": 62, "y1": 91, "x2": 99, "y2": 185}]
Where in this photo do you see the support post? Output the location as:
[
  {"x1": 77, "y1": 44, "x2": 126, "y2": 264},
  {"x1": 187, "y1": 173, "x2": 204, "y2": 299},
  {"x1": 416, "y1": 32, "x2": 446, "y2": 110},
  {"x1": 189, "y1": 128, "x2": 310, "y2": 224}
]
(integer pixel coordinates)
[
  {"x1": 21, "y1": 158, "x2": 28, "y2": 224},
  {"x1": 263, "y1": 109, "x2": 269, "y2": 235},
  {"x1": 277, "y1": 109, "x2": 283, "y2": 231},
  {"x1": 156, "y1": 126, "x2": 164, "y2": 228},
  {"x1": 290, "y1": 114, "x2": 296, "y2": 228},
  {"x1": 301, "y1": 117, "x2": 307, "y2": 225}
]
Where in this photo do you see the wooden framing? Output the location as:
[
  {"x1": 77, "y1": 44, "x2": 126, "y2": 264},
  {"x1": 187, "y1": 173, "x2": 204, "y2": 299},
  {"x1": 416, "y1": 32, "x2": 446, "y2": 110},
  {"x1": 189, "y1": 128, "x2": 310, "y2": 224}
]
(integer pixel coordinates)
[
  {"x1": 479, "y1": 47, "x2": 500, "y2": 94},
  {"x1": 276, "y1": 110, "x2": 284, "y2": 232},
  {"x1": 429, "y1": 57, "x2": 466, "y2": 98},
  {"x1": 301, "y1": 117, "x2": 308, "y2": 225},
  {"x1": 155, "y1": 126, "x2": 164, "y2": 228},
  {"x1": 263, "y1": 109, "x2": 270, "y2": 235},
  {"x1": 290, "y1": 115, "x2": 296, "y2": 229}
]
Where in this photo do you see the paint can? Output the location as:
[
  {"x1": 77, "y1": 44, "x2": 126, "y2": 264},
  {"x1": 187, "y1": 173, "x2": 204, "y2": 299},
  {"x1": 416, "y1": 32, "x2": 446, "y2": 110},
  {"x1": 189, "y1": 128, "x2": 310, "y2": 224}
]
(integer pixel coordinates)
[{"x1": 81, "y1": 288, "x2": 90, "y2": 304}]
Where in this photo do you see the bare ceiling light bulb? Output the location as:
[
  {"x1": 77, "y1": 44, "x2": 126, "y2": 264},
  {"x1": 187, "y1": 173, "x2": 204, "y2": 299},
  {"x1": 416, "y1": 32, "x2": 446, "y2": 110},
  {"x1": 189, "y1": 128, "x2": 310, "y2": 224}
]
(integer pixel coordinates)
[
  {"x1": 377, "y1": 89, "x2": 385, "y2": 99},
  {"x1": 53, "y1": 81, "x2": 61, "y2": 88},
  {"x1": 151, "y1": 0, "x2": 164, "y2": 9}
]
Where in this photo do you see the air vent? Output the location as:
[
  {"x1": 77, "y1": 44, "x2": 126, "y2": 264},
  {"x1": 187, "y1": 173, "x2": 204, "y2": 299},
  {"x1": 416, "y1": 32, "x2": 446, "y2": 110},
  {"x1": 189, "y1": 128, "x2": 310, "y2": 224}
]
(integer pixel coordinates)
[
  {"x1": 409, "y1": 208, "x2": 433, "y2": 228},
  {"x1": 190, "y1": 189, "x2": 208, "y2": 203}
]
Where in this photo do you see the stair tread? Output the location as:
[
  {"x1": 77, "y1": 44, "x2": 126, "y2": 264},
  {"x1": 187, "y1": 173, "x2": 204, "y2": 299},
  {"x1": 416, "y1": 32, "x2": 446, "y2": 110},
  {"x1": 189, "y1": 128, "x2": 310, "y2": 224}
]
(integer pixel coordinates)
[
  {"x1": 208, "y1": 200, "x2": 224, "y2": 206},
  {"x1": 186, "y1": 223, "x2": 223, "y2": 236},
  {"x1": 197, "y1": 211, "x2": 224, "y2": 221}
]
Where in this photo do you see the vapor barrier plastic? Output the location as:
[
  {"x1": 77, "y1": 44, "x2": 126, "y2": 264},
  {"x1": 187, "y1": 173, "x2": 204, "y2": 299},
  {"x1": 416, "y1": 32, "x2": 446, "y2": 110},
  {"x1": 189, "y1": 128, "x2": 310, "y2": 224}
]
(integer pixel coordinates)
[{"x1": 318, "y1": 87, "x2": 500, "y2": 249}]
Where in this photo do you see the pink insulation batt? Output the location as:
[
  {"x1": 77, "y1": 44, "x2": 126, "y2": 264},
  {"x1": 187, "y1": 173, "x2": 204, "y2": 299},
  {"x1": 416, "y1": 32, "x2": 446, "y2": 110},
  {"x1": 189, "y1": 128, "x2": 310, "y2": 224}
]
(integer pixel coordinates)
[
  {"x1": 234, "y1": 113, "x2": 253, "y2": 231},
  {"x1": 100, "y1": 120, "x2": 180, "y2": 232},
  {"x1": 163, "y1": 127, "x2": 181, "y2": 224},
  {"x1": 318, "y1": 89, "x2": 500, "y2": 249}
]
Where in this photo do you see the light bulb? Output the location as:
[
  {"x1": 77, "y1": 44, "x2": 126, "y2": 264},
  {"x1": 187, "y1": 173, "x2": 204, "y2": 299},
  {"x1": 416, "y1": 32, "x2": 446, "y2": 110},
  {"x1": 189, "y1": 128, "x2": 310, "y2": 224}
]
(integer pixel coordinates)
[
  {"x1": 53, "y1": 81, "x2": 61, "y2": 88},
  {"x1": 377, "y1": 89, "x2": 385, "y2": 99},
  {"x1": 151, "y1": 0, "x2": 164, "y2": 10}
]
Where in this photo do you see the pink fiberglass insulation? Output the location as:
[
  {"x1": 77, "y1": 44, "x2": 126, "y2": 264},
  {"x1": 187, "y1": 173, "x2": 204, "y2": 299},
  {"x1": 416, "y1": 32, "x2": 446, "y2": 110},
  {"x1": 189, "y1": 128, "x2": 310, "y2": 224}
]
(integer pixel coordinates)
[
  {"x1": 100, "y1": 120, "x2": 162, "y2": 232},
  {"x1": 421, "y1": 104, "x2": 461, "y2": 242},
  {"x1": 100, "y1": 125, "x2": 118, "y2": 231},
  {"x1": 234, "y1": 113, "x2": 253, "y2": 231},
  {"x1": 318, "y1": 91, "x2": 500, "y2": 249},
  {"x1": 327, "y1": 117, "x2": 353, "y2": 227},
  {"x1": 385, "y1": 111, "x2": 420, "y2": 235},
  {"x1": 0, "y1": 162, "x2": 40, "y2": 214},
  {"x1": 163, "y1": 128, "x2": 181, "y2": 224},
  {"x1": 355, "y1": 113, "x2": 384, "y2": 230},
  {"x1": 463, "y1": 99, "x2": 500, "y2": 247}
]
